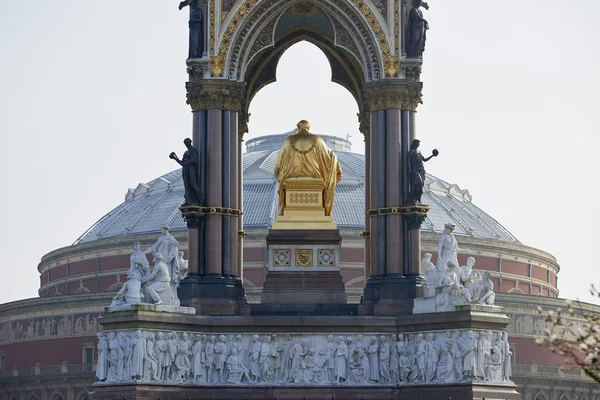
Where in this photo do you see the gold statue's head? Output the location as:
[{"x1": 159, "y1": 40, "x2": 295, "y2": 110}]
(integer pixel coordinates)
[{"x1": 297, "y1": 120, "x2": 310, "y2": 134}]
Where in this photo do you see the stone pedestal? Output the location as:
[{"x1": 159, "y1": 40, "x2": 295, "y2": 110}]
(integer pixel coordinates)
[
  {"x1": 91, "y1": 308, "x2": 520, "y2": 400},
  {"x1": 258, "y1": 229, "x2": 347, "y2": 314}
]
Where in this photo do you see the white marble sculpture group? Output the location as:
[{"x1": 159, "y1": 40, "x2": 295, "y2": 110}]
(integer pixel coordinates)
[
  {"x1": 417, "y1": 223, "x2": 496, "y2": 313},
  {"x1": 109, "y1": 225, "x2": 188, "y2": 309},
  {"x1": 96, "y1": 329, "x2": 512, "y2": 386}
]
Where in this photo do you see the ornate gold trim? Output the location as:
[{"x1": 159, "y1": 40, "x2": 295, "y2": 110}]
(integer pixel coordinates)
[
  {"x1": 290, "y1": 134, "x2": 318, "y2": 154},
  {"x1": 179, "y1": 205, "x2": 242, "y2": 217},
  {"x1": 367, "y1": 205, "x2": 430, "y2": 216},
  {"x1": 352, "y1": 0, "x2": 398, "y2": 78},
  {"x1": 210, "y1": 0, "x2": 260, "y2": 77},
  {"x1": 295, "y1": 249, "x2": 313, "y2": 267}
]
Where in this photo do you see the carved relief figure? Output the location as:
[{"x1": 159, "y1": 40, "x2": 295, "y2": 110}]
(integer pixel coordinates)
[
  {"x1": 119, "y1": 331, "x2": 133, "y2": 381},
  {"x1": 214, "y1": 334, "x2": 228, "y2": 383},
  {"x1": 367, "y1": 336, "x2": 380, "y2": 383},
  {"x1": 144, "y1": 332, "x2": 160, "y2": 381},
  {"x1": 249, "y1": 334, "x2": 262, "y2": 381},
  {"x1": 501, "y1": 332, "x2": 512, "y2": 381},
  {"x1": 173, "y1": 332, "x2": 192, "y2": 382},
  {"x1": 96, "y1": 333, "x2": 108, "y2": 382},
  {"x1": 462, "y1": 330, "x2": 477, "y2": 379},
  {"x1": 191, "y1": 334, "x2": 205, "y2": 382},
  {"x1": 379, "y1": 335, "x2": 391, "y2": 383},
  {"x1": 226, "y1": 347, "x2": 253, "y2": 383},
  {"x1": 320, "y1": 335, "x2": 335, "y2": 383},
  {"x1": 288, "y1": 338, "x2": 308, "y2": 382},
  {"x1": 436, "y1": 343, "x2": 455, "y2": 382},
  {"x1": 106, "y1": 332, "x2": 122, "y2": 382},
  {"x1": 475, "y1": 331, "x2": 489, "y2": 381},
  {"x1": 130, "y1": 330, "x2": 146, "y2": 380},
  {"x1": 156, "y1": 332, "x2": 168, "y2": 381},
  {"x1": 278, "y1": 334, "x2": 292, "y2": 382},
  {"x1": 389, "y1": 334, "x2": 400, "y2": 383},
  {"x1": 489, "y1": 346, "x2": 503, "y2": 381},
  {"x1": 450, "y1": 330, "x2": 463, "y2": 379},
  {"x1": 424, "y1": 333, "x2": 439, "y2": 382},
  {"x1": 334, "y1": 336, "x2": 348, "y2": 384},
  {"x1": 398, "y1": 349, "x2": 412, "y2": 383},
  {"x1": 205, "y1": 335, "x2": 216, "y2": 382},
  {"x1": 166, "y1": 332, "x2": 178, "y2": 380}
]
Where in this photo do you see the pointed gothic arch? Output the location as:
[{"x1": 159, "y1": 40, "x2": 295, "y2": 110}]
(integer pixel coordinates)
[
  {"x1": 220, "y1": 0, "x2": 394, "y2": 130},
  {"x1": 182, "y1": 0, "x2": 425, "y2": 316}
]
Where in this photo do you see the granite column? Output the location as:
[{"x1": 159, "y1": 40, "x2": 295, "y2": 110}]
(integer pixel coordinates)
[
  {"x1": 178, "y1": 80, "x2": 249, "y2": 315},
  {"x1": 359, "y1": 80, "x2": 424, "y2": 315}
]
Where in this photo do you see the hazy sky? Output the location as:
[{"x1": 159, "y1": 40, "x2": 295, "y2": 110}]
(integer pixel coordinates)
[{"x1": 0, "y1": 1, "x2": 598, "y2": 305}]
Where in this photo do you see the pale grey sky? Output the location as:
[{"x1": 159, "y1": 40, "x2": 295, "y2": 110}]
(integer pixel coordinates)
[{"x1": 0, "y1": 1, "x2": 598, "y2": 305}]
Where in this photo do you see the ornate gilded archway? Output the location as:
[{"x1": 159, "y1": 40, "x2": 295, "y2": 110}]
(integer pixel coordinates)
[{"x1": 180, "y1": 0, "x2": 427, "y2": 315}]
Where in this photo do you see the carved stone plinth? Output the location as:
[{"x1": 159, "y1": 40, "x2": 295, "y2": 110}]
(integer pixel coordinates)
[
  {"x1": 105, "y1": 303, "x2": 196, "y2": 315},
  {"x1": 260, "y1": 229, "x2": 347, "y2": 311},
  {"x1": 272, "y1": 177, "x2": 337, "y2": 230},
  {"x1": 91, "y1": 310, "x2": 520, "y2": 400},
  {"x1": 178, "y1": 275, "x2": 250, "y2": 316},
  {"x1": 359, "y1": 275, "x2": 426, "y2": 316},
  {"x1": 413, "y1": 299, "x2": 504, "y2": 315}
]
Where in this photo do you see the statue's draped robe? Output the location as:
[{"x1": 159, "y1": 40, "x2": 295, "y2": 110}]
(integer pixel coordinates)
[
  {"x1": 408, "y1": 149, "x2": 426, "y2": 202},
  {"x1": 406, "y1": 7, "x2": 427, "y2": 58},
  {"x1": 188, "y1": 7, "x2": 204, "y2": 58},
  {"x1": 181, "y1": 146, "x2": 203, "y2": 206},
  {"x1": 274, "y1": 133, "x2": 342, "y2": 216}
]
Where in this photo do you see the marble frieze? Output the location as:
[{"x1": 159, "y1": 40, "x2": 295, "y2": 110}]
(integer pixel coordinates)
[{"x1": 96, "y1": 329, "x2": 513, "y2": 387}]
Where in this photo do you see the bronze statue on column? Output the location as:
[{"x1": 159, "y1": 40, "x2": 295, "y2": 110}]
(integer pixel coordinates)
[
  {"x1": 179, "y1": 0, "x2": 204, "y2": 59},
  {"x1": 407, "y1": 139, "x2": 438, "y2": 204},
  {"x1": 406, "y1": 0, "x2": 429, "y2": 58},
  {"x1": 170, "y1": 138, "x2": 204, "y2": 206}
]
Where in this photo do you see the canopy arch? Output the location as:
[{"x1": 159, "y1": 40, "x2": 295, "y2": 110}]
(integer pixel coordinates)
[{"x1": 221, "y1": 0, "x2": 394, "y2": 85}]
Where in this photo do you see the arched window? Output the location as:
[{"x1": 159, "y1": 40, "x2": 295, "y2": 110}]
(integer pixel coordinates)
[
  {"x1": 533, "y1": 392, "x2": 549, "y2": 400},
  {"x1": 51, "y1": 394, "x2": 64, "y2": 400}
]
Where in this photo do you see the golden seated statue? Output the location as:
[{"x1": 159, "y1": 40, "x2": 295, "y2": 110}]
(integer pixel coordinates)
[{"x1": 272, "y1": 120, "x2": 342, "y2": 230}]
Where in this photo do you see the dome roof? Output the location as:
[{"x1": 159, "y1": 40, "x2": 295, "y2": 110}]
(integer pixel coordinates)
[{"x1": 76, "y1": 133, "x2": 519, "y2": 244}]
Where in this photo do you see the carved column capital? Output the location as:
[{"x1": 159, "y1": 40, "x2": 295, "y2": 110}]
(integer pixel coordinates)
[
  {"x1": 401, "y1": 59, "x2": 423, "y2": 82},
  {"x1": 357, "y1": 112, "x2": 370, "y2": 139},
  {"x1": 238, "y1": 112, "x2": 249, "y2": 140},
  {"x1": 186, "y1": 80, "x2": 245, "y2": 112},
  {"x1": 363, "y1": 81, "x2": 423, "y2": 112}
]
